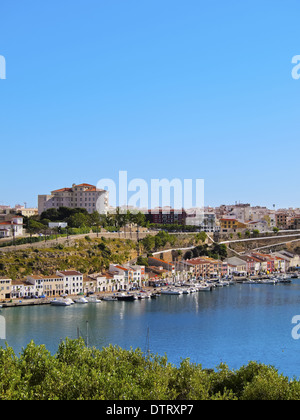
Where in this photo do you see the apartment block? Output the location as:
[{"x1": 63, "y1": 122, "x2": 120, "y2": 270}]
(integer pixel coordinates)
[
  {"x1": 38, "y1": 183, "x2": 109, "y2": 215},
  {"x1": 56, "y1": 270, "x2": 84, "y2": 295},
  {"x1": 146, "y1": 208, "x2": 187, "y2": 225}
]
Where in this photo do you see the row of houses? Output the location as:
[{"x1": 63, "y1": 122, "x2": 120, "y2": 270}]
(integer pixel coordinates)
[
  {"x1": 0, "y1": 264, "x2": 147, "y2": 300},
  {"x1": 226, "y1": 251, "x2": 300, "y2": 275},
  {"x1": 132, "y1": 252, "x2": 300, "y2": 284}
]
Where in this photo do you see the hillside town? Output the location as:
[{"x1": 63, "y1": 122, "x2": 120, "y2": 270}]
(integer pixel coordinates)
[
  {"x1": 0, "y1": 249, "x2": 299, "y2": 302},
  {"x1": 1, "y1": 183, "x2": 300, "y2": 302},
  {"x1": 2, "y1": 183, "x2": 300, "y2": 238}
]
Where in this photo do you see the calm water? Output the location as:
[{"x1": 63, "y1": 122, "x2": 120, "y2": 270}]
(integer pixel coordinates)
[{"x1": 2, "y1": 281, "x2": 300, "y2": 378}]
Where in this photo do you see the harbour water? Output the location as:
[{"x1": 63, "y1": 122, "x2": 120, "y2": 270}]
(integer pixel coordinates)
[{"x1": 2, "y1": 281, "x2": 300, "y2": 378}]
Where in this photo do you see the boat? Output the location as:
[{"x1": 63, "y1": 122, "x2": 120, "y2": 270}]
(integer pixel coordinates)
[
  {"x1": 277, "y1": 274, "x2": 292, "y2": 283},
  {"x1": 160, "y1": 289, "x2": 183, "y2": 295},
  {"x1": 116, "y1": 293, "x2": 136, "y2": 301},
  {"x1": 87, "y1": 296, "x2": 101, "y2": 303},
  {"x1": 243, "y1": 279, "x2": 256, "y2": 284},
  {"x1": 74, "y1": 297, "x2": 89, "y2": 304},
  {"x1": 182, "y1": 289, "x2": 190, "y2": 294},
  {"x1": 102, "y1": 296, "x2": 118, "y2": 301},
  {"x1": 197, "y1": 283, "x2": 212, "y2": 291},
  {"x1": 262, "y1": 278, "x2": 277, "y2": 284},
  {"x1": 51, "y1": 298, "x2": 73, "y2": 306}
]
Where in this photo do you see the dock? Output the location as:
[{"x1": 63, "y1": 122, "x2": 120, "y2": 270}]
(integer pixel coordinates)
[{"x1": 1, "y1": 299, "x2": 51, "y2": 308}]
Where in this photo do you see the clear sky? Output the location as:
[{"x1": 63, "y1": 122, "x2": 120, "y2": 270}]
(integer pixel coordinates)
[{"x1": 0, "y1": 0, "x2": 300, "y2": 209}]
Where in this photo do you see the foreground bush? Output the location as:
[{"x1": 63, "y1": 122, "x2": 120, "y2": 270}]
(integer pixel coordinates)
[{"x1": 0, "y1": 339, "x2": 300, "y2": 400}]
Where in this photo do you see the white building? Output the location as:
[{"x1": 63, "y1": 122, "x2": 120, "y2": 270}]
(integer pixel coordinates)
[
  {"x1": 11, "y1": 280, "x2": 36, "y2": 298},
  {"x1": 56, "y1": 270, "x2": 84, "y2": 295},
  {"x1": 38, "y1": 183, "x2": 109, "y2": 215},
  {"x1": 185, "y1": 209, "x2": 220, "y2": 232},
  {"x1": 247, "y1": 220, "x2": 269, "y2": 233},
  {"x1": 96, "y1": 272, "x2": 126, "y2": 292},
  {"x1": 226, "y1": 257, "x2": 247, "y2": 275},
  {"x1": 48, "y1": 222, "x2": 68, "y2": 229},
  {"x1": 273, "y1": 251, "x2": 300, "y2": 271},
  {"x1": 0, "y1": 216, "x2": 23, "y2": 239}
]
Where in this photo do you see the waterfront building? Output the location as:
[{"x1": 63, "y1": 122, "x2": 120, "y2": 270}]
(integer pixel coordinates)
[
  {"x1": 11, "y1": 280, "x2": 36, "y2": 298},
  {"x1": 38, "y1": 183, "x2": 109, "y2": 215},
  {"x1": 0, "y1": 278, "x2": 12, "y2": 300},
  {"x1": 273, "y1": 251, "x2": 300, "y2": 271},
  {"x1": 82, "y1": 275, "x2": 98, "y2": 294},
  {"x1": 56, "y1": 270, "x2": 84, "y2": 295},
  {"x1": 250, "y1": 253, "x2": 275, "y2": 273},
  {"x1": 226, "y1": 257, "x2": 248, "y2": 276},
  {"x1": 27, "y1": 275, "x2": 64, "y2": 297},
  {"x1": 146, "y1": 266, "x2": 170, "y2": 283},
  {"x1": 96, "y1": 271, "x2": 126, "y2": 292},
  {"x1": 147, "y1": 257, "x2": 175, "y2": 274},
  {"x1": 186, "y1": 257, "x2": 227, "y2": 278},
  {"x1": 108, "y1": 264, "x2": 145, "y2": 289},
  {"x1": 242, "y1": 256, "x2": 262, "y2": 275}
]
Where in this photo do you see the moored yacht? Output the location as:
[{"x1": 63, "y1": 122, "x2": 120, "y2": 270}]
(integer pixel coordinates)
[
  {"x1": 74, "y1": 296, "x2": 89, "y2": 304},
  {"x1": 51, "y1": 297, "x2": 74, "y2": 306},
  {"x1": 160, "y1": 289, "x2": 183, "y2": 295}
]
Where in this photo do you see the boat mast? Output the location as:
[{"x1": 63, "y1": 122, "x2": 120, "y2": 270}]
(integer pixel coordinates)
[{"x1": 86, "y1": 321, "x2": 89, "y2": 348}]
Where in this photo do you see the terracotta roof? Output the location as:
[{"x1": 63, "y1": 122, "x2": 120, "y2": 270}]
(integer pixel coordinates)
[
  {"x1": 75, "y1": 183, "x2": 95, "y2": 188},
  {"x1": 57, "y1": 270, "x2": 83, "y2": 276},
  {"x1": 52, "y1": 188, "x2": 73, "y2": 193}
]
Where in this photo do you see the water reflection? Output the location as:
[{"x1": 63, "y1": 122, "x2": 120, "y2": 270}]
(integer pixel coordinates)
[{"x1": 2, "y1": 282, "x2": 300, "y2": 377}]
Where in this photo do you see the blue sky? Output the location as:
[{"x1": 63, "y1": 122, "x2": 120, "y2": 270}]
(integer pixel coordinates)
[{"x1": 0, "y1": 0, "x2": 300, "y2": 209}]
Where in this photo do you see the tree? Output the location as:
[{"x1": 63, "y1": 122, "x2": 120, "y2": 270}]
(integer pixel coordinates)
[
  {"x1": 68, "y1": 213, "x2": 90, "y2": 228},
  {"x1": 136, "y1": 256, "x2": 149, "y2": 267},
  {"x1": 133, "y1": 212, "x2": 146, "y2": 227},
  {"x1": 184, "y1": 250, "x2": 193, "y2": 260},
  {"x1": 195, "y1": 232, "x2": 207, "y2": 243},
  {"x1": 27, "y1": 220, "x2": 46, "y2": 234},
  {"x1": 141, "y1": 235, "x2": 156, "y2": 253},
  {"x1": 89, "y1": 211, "x2": 101, "y2": 227},
  {"x1": 40, "y1": 208, "x2": 59, "y2": 221}
]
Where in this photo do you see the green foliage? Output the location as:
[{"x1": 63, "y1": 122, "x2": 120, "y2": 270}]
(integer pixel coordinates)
[
  {"x1": 184, "y1": 243, "x2": 227, "y2": 260},
  {"x1": 136, "y1": 256, "x2": 149, "y2": 267},
  {"x1": 0, "y1": 340, "x2": 300, "y2": 400},
  {"x1": 0, "y1": 237, "x2": 137, "y2": 280}
]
